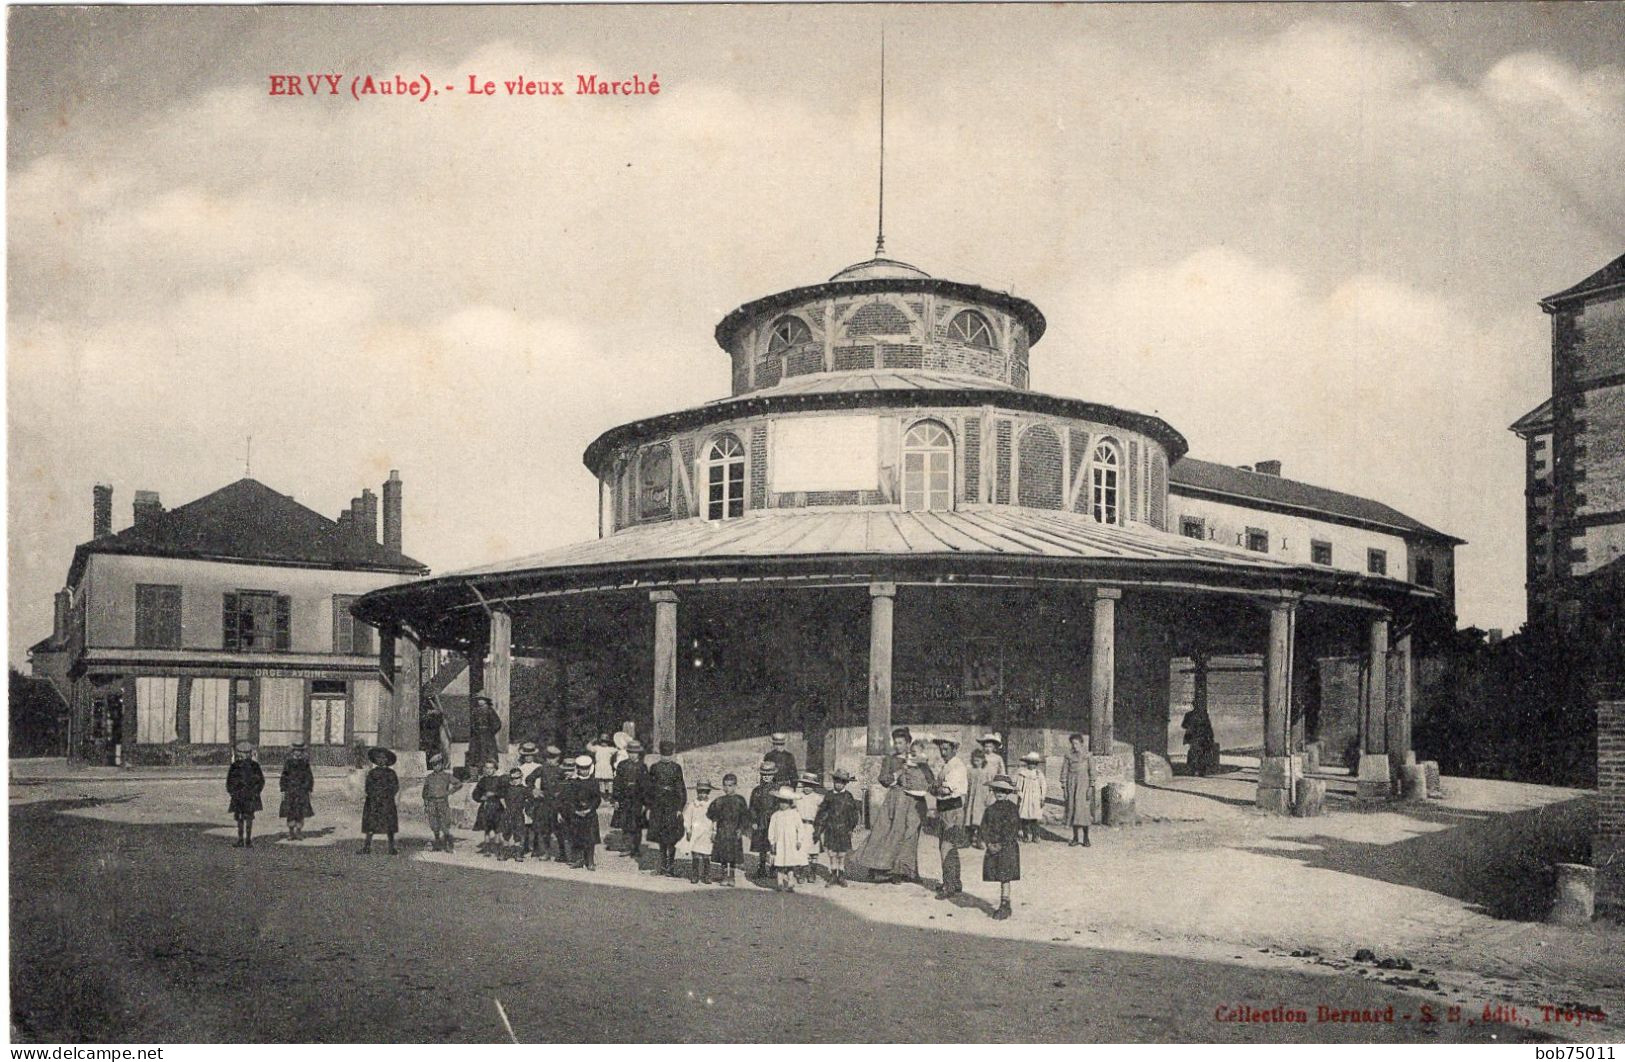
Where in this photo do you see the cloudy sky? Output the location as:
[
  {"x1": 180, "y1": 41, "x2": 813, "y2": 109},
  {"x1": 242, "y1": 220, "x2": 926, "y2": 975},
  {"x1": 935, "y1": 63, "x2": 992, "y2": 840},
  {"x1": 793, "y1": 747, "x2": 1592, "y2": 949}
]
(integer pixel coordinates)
[{"x1": 9, "y1": 4, "x2": 1624, "y2": 662}]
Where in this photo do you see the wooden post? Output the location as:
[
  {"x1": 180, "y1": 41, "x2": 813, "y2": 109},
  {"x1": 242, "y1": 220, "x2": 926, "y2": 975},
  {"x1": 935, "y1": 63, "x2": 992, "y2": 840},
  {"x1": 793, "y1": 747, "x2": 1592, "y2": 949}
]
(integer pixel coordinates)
[
  {"x1": 1363, "y1": 616, "x2": 1389, "y2": 755},
  {"x1": 1391, "y1": 630, "x2": 1414, "y2": 766},
  {"x1": 867, "y1": 582, "x2": 896, "y2": 755},
  {"x1": 391, "y1": 633, "x2": 421, "y2": 756},
  {"x1": 1263, "y1": 601, "x2": 1294, "y2": 758},
  {"x1": 489, "y1": 610, "x2": 512, "y2": 761},
  {"x1": 1090, "y1": 589, "x2": 1120, "y2": 753},
  {"x1": 377, "y1": 622, "x2": 398, "y2": 747},
  {"x1": 651, "y1": 590, "x2": 678, "y2": 750}
]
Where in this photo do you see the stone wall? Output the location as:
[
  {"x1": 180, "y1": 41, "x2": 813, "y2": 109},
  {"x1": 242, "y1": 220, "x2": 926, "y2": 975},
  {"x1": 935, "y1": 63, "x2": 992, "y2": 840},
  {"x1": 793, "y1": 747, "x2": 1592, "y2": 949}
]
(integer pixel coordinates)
[{"x1": 1598, "y1": 699, "x2": 1625, "y2": 914}]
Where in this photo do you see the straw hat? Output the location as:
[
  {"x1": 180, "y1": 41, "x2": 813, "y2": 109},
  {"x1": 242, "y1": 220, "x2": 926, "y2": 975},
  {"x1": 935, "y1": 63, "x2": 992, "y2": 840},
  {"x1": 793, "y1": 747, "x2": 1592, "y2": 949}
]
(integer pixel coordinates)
[
  {"x1": 988, "y1": 774, "x2": 1017, "y2": 792},
  {"x1": 1021, "y1": 750, "x2": 1043, "y2": 764},
  {"x1": 367, "y1": 747, "x2": 398, "y2": 767}
]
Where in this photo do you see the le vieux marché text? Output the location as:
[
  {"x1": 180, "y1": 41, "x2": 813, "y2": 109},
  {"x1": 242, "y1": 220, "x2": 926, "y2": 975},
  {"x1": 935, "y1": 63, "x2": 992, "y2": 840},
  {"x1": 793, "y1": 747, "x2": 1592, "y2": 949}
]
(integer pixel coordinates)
[{"x1": 267, "y1": 72, "x2": 663, "y2": 103}]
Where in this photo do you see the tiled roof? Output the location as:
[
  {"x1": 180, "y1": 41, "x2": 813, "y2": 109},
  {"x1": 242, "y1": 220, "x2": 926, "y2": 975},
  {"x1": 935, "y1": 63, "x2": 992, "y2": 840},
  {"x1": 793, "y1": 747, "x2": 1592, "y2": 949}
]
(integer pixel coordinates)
[
  {"x1": 1541, "y1": 252, "x2": 1625, "y2": 307},
  {"x1": 1169, "y1": 458, "x2": 1462, "y2": 544},
  {"x1": 68, "y1": 478, "x2": 427, "y2": 583},
  {"x1": 1509, "y1": 398, "x2": 1553, "y2": 435},
  {"x1": 446, "y1": 505, "x2": 1308, "y2": 578}
]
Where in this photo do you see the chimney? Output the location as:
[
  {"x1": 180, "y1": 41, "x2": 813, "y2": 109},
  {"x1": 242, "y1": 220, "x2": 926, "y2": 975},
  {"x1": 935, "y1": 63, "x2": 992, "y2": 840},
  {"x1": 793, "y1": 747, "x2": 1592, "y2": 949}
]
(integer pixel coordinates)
[
  {"x1": 383, "y1": 470, "x2": 403, "y2": 554},
  {"x1": 93, "y1": 484, "x2": 113, "y2": 539},
  {"x1": 358, "y1": 488, "x2": 379, "y2": 544},
  {"x1": 1254, "y1": 460, "x2": 1282, "y2": 477},
  {"x1": 53, "y1": 589, "x2": 70, "y2": 642},
  {"x1": 337, "y1": 507, "x2": 353, "y2": 535},
  {"x1": 132, "y1": 490, "x2": 164, "y2": 528}
]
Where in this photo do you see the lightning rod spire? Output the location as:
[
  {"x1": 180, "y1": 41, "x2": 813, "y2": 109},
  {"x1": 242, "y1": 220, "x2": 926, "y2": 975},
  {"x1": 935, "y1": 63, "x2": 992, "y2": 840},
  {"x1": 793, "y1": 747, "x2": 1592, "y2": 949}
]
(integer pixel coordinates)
[{"x1": 876, "y1": 26, "x2": 886, "y2": 257}]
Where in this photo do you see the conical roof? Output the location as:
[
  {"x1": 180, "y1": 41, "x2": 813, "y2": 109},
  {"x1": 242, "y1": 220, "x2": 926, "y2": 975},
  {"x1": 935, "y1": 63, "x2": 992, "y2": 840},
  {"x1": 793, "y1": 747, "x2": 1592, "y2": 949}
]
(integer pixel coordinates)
[{"x1": 828, "y1": 256, "x2": 932, "y2": 282}]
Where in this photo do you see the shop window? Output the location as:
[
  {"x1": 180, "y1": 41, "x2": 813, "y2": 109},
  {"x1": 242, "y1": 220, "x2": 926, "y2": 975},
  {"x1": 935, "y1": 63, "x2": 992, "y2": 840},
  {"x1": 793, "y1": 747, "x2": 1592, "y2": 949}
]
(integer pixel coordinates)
[
  {"x1": 1091, "y1": 442, "x2": 1120, "y2": 525},
  {"x1": 224, "y1": 591, "x2": 290, "y2": 651},
  {"x1": 705, "y1": 434, "x2": 746, "y2": 520},
  {"x1": 232, "y1": 679, "x2": 255, "y2": 744},
  {"x1": 1368, "y1": 548, "x2": 1388, "y2": 576},
  {"x1": 134, "y1": 675, "x2": 179, "y2": 744},
  {"x1": 948, "y1": 310, "x2": 996, "y2": 350},
  {"x1": 309, "y1": 680, "x2": 349, "y2": 746},
  {"x1": 902, "y1": 420, "x2": 954, "y2": 512},
  {"x1": 1246, "y1": 527, "x2": 1269, "y2": 553},
  {"x1": 1180, "y1": 516, "x2": 1205, "y2": 540},
  {"x1": 1311, "y1": 540, "x2": 1333, "y2": 566},
  {"x1": 134, "y1": 584, "x2": 182, "y2": 649},
  {"x1": 191, "y1": 677, "x2": 233, "y2": 745}
]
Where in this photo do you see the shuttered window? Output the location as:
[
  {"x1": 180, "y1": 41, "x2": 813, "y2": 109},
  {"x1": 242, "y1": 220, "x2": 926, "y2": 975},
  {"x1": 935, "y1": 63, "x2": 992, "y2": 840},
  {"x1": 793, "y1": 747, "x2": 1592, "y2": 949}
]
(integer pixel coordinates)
[
  {"x1": 223, "y1": 591, "x2": 290, "y2": 651},
  {"x1": 332, "y1": 595, "x2": 373, "y2": 655},
  {"x1": 134, "y1": 584, "x2": 182, "y2": 648},
  {"x1": 134, "y1": 676, "x2": 179, "y2": 744}
]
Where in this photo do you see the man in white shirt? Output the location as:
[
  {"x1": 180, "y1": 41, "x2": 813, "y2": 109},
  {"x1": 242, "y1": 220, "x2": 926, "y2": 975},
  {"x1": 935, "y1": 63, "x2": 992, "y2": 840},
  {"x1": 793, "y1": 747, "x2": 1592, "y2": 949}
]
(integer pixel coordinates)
[{"x1": 933, "y1": 736, "x2": 971, "y2": 899}]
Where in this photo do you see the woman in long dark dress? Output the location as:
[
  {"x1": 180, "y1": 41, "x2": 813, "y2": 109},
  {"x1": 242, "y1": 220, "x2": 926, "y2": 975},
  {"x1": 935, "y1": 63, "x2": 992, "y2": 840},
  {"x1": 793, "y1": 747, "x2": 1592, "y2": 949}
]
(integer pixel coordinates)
[
  {"x1": 360, "y1": 747, "x2": 400, "y2": 855},
  {"x1": 853, "y1": 738, "x2": 935, "y2": 883},
  {"x1": 279, "y1": 740, "x2": 315, "y2": 840},
  {"x1": 227, "y1": 742, "x2": 265, "y2": 848}
]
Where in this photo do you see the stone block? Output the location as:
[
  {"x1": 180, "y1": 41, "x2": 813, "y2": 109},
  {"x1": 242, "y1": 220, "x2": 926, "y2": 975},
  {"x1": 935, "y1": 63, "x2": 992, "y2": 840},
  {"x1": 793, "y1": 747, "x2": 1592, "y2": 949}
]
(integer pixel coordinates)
[
  {"x1": 1293, "y1": 777, "x2": 1326, "y2": 817},
  {"x1": 1356, "y1": 753, "x2": 1392, "y2": 801},
  {"x1": 1103, "y1": 782, "x2": 1138, "y2": 826},
  {"x1": 1259, "y1": 755, "x2": 1303, "y2": 789},
  {"x1": 1399, "y1": 764, "x2": 1427, "y2": 801},
  {"x1": 1257, "y1": 786, "x2": 1293, "y2": 815},
  {"x1": 1423, "y1": 761, "x2": 1443, "y2": 798},
  {"x1": 1549, "y1": 863, "x2": 1596, "y2": 925},
  {"x1": 1401, "y1": 750, "x2": 1417, "y2": 768},
  {"x1": 1303, "y1": 742, "x2": 1321, "y2": 774},
  {"x1": 1141, "y1": 751, "x2": 1173, "y2": 785}
]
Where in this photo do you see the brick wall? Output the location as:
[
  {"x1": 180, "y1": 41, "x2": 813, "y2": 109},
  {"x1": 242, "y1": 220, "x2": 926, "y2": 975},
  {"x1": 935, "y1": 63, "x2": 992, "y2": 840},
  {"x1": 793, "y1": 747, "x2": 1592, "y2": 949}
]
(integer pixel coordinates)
[
  {"x1": 1599, "y1": 699, "x2": 1625, "y2": 912},
  {"x1": 749, "y1": 424, "x2": 767, "y2": 511},
  {"x1": 964, "y1": 417, "x2": 982, "y2": 503},
  {"x1": 1017, "y1": 423, "x2": 1064, "y2": 509},
  {"x1": 995, "y1": 421, "x2": 1013, "y2": 504}
]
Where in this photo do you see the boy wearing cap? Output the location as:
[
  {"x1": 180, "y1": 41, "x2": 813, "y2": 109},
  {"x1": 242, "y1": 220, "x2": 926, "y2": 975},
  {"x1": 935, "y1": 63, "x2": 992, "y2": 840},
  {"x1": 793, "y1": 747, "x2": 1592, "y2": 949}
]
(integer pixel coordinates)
[
  {"x1": 1015, "y1": 751, "x2": 1047, "y2": 843},
  {"x1": 226, "y1": 742, "x2": 265, "y2": 848},
  {"x1": 683, "y1": 780, "x2": 716, "y2": 884},
  {"x1": 279, "y1": 740, "x2": 315, "y2": 841},
  {"x1": 567, "y1": 755, "x2": 602, "y2": 870},
  {"x1": 813, "y1": 769, "x2": 862, "y2": 886},
  {"x1": 706, "y1": 774, "x2": 749, "y2": 886},
  {"x1": 422, "y1": 753, "x2": 462, "y2": 852},
  {"x1": 767, "y1": 787, "x2": 805, "y2": 891},
  {"x1": 763, "y1": 733, "x2": 798, "y2": 784},
  {"x1": 794, "y1": 771, "x2": 824, "y2": 884},
  {"x1": 748, "y1": 760, "x2": 779, "y2": 881},
  {"x1": 981, "y1": 774, "x2": 1021, "y2": 919},
  {"x1": 360, "y1": 747, "x2": 401, "y2": 855},
  {"x1": 611, "y1": 741, "x2": 650, "y2": 859},
  {"x1": 515, "y1": 743, "x2": 543, "y2": 857},
  {"x1": 499, "y1": 767, "x2": 529, "y2": 860},
  {"x1": 645, "y1": 740, "x2": 688, "y2": 876}
]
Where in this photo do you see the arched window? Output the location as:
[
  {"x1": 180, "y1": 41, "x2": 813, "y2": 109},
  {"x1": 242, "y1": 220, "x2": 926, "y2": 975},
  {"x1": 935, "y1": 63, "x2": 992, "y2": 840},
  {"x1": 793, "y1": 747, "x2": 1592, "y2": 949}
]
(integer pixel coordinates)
[
  {"x1": 948, "y1": 310, "x2": 996, "y2": 350},
  {"x1": 1091, "y1": 441, "x2": 1120, "y2": 525},
  {"x1": 705, "y1": 435, "x2": 746, "y2": 520},
  {"x1": 766, "y1": 316, "x2": 812, "y2": 353},
  {"x1": 902, "y1": 420, "x2": 954, "y2": 512}
]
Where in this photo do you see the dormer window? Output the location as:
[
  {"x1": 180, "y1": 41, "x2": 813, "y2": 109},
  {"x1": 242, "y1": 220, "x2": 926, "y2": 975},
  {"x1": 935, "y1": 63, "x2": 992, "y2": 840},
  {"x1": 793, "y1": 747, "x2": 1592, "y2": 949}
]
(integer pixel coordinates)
[
  {"x1": 767, "y1": 316, "x2": 812, "y2": 353},
  {"x1": 948, "y1": 310, "x2": 996, "y2": 350}
]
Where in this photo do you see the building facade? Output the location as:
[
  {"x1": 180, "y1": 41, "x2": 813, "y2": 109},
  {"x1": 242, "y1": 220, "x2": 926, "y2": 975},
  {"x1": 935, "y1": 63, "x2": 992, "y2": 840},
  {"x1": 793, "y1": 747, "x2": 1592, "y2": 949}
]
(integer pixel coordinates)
[
  {"x1": 356, "y1": 252, "x2": 1458, "y2": 810},
  {"x1": 48, "y1": 474, "x2": 427, "y2": 766}
]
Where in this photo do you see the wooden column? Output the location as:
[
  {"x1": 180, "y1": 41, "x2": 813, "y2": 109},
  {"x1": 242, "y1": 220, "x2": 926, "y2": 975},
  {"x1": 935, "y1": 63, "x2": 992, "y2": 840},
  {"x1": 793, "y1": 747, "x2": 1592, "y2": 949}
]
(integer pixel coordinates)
[
  {"x1": 1391, "y1": 630, "x2": 1414, "y2": 765},
  {"x1": 867, "y1": 582, "x2": 896, "y2": 755},
  {"x1": 1263, "y1": 601, "x2": 1295, "y2": 758},
  {"x1": 1090, "y1": 589, "x2": 1120, "y2": 753},
  {"x1": 651, "y1": 590, "x2": 678, "y2": 750},
  {"x1": 465, "y1": 646, "x2": 485, "y2": 705},
  {"x1": 390, "y1": 632, "x2": 421, "y2": 754},
  {"x1": 488, "y1": 610, "x2": 512, "y2": 759},
  {"x1": 377, "y1": 622, "x2": 398, "y2": 747},
  {"x1": 1363, "y1": 616, "x2": 1389, "y2": 755},
  {"x1": 1192, "y1": 651, "x2": 1210, "y2": 730}
]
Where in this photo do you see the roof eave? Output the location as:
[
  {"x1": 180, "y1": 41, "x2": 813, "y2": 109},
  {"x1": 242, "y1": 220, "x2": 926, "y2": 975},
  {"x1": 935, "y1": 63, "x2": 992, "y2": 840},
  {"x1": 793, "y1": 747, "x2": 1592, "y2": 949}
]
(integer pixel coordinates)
[{"x1": 1167, "y1": 481, "x2": 1465, "y2": 546}]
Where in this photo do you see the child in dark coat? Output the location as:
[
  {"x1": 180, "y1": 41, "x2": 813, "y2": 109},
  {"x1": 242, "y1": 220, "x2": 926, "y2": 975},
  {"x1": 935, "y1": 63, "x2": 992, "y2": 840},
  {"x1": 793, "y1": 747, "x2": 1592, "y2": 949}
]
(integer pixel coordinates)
[
  {"x1": 472, "y1": 762, "x2": 505, "y2": 856},
  {"x1": 227, "y1": 742, "x2": 265, "y2": 848},
  {"x1": 279, "y1": 741, "x2": 315, "y2": 841},
  {"x1": 360, "y1": 747, "x2": 401, "y2": 855},
  {"x1": 499, "y1": 767, "x2": 529, "y2": 860},
  {"x1": 706, "y1": 773, "x2": 750, "y2": 886},
  {"x1": 567, "y1": 755, "x2": 602, "y2": 870},
  {"x1": 747, "y1": 761, "x2": 779, "y2": 880},
  {"x1": 813, "y1": 767, "x2": 863, "y2": 887},
  {"x1": 981, "y1": 774, "x2": 1021, "y2": 920}
]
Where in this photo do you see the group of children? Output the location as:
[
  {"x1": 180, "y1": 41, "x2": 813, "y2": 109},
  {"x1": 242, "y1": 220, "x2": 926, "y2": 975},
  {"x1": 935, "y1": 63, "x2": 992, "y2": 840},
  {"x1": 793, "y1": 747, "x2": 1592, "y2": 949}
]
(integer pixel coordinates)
[{"x1": 227, "y1": 734, "x2": 1036, "y2": 919}]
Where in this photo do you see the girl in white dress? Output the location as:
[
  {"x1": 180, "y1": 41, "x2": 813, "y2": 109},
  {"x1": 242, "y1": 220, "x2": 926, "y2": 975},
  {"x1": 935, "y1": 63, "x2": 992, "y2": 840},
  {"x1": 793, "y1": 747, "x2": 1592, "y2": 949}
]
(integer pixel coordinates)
[{"x1": 1015, "y1": 750, "x2": 1048, "y2": 842}]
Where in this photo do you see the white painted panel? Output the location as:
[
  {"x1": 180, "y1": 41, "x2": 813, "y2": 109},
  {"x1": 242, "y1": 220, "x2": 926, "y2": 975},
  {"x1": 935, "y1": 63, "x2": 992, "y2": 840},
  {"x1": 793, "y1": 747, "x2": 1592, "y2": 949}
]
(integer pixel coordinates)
[
  {"x1": 135, "y1": 676, "x2": 178, "y2": 744},
  {"x1": 771, "y1": 416, "x2": 880, "y2": 493},
  {"x1": 259, "y1": 677, "x2": 304, "y2": 746},
  {"x1": 192, "y1": 677, "x2": 231, "y2": 745},
  {"x1": 353, "y1": 679, "x2": 381, "y2": 745}
]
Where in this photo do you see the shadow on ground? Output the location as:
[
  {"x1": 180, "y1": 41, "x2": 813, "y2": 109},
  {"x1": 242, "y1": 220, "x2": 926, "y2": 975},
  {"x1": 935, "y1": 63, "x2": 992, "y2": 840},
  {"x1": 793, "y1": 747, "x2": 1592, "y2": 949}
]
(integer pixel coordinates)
[{"x1": 9, "y1": 798, "x2": 1553, "y2": 1044}]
